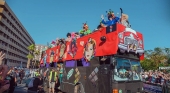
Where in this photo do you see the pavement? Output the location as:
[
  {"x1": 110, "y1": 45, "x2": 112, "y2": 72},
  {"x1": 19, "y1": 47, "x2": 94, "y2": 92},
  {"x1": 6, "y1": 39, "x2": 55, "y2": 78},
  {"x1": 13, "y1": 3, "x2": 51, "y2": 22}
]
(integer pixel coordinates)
[
  {"x1": 14, "y1": 78, "x2": 27, "y2": 93},
  {"x1": 13, "y1": 77, "x2": 65, "y2": 93},
  {"x1": 14, "y1": 83, "x2": 27, "y2": 93}
]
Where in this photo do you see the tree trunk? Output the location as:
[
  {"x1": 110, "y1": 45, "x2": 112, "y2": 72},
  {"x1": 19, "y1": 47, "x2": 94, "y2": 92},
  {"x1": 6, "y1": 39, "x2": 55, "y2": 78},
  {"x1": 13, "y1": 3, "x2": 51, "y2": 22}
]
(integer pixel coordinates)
[
  {"x1": 27, "y1": 59, "x2": 30, "y2": 68},
  {"x1": 34, "y1": 59, "x2": 36, "y2": 68}
]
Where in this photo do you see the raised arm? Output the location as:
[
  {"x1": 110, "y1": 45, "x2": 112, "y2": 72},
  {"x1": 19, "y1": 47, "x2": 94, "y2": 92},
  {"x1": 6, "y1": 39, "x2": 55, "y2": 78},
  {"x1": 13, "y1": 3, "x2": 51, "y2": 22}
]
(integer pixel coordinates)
[{"x1": 0, "y1": 52, "x2": 5, "y2": 65}]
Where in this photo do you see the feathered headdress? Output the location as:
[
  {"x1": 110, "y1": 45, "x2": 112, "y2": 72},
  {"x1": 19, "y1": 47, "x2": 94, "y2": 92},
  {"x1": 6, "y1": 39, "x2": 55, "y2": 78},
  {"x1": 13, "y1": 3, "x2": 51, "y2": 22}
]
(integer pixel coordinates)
[
  {"x1": 106, "y1": 9, "x2": 114, "y2": 18},
  {"x1": 83, "y1": 22, "x2": 88, "y2": 28}
]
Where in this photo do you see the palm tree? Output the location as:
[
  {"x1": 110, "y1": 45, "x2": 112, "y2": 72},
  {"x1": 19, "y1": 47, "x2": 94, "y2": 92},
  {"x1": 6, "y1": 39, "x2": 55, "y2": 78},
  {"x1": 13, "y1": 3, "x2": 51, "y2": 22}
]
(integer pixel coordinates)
[
  {"x1": 164, "y1": 48, "x2": 170, "y2": 57},
  {"x1": 33, "y1": 50, "x2": 40, "y2": 68},
  {"x1": 164, "y1": 48, "x2": 170, "y2": 64},
  {"x1": 151, "y1": 47, "x2": 167, "y2": 67},
  {"x1": 26, "y1": 54, "x2": 34, "y2": 68},
  {"x1": 27, "y1": 44, "x2": 35, "y2": 68}
]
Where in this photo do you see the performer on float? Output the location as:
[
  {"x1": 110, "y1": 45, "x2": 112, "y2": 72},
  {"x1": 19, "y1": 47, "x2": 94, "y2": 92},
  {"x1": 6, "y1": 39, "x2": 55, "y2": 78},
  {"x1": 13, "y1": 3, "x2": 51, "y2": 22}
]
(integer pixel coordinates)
[
  {"x1": 119, "y1": 13, "x2": 131, "y2": 28},
  {"x1": 79, "y1": 23, "x2": 91, "y2": 37},
  {"x1": 66, "y1": 33, "x2": 72, "y2": 42},
  {"x1": 52, "y1": 49, "x2": 58, "y2": 68},
  {"x1": 70, "y1": 32, "x2": 80, "y2": 40},
  {"x1": 101, "y1": 9, "x2": 120, "y2": 27},
  {"x1": 55, "y1": 38, "x2": 60, "y2": 46},
  {"x1": 94, "y1": 21, "x2": 106, "y2": 31},
  {"x1": 75, "y1": 32, "x2": 80, "y2": 39},
  {"x1": 46, "y1": 50, "x2": 51, "y2": 68},
  {"x1": 40, "y1": 51, "x2": 46, "y2": 68},
  {"x1": 51, "y1": 40, "x2": 56, "y2": 48},
  {"x1": 58, "y1": 38, "x2": 66, "y2": 60}
]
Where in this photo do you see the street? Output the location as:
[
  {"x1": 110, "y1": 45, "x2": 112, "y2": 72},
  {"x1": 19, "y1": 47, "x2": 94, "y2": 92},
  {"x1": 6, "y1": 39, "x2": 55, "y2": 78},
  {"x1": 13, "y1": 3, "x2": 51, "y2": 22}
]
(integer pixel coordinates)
[
  {"x1": 14, "y1": 84, "x2": 27, "y2": 93},
  {"x1": 13, "y1": 80, "x2": 65, "y2": 93}
]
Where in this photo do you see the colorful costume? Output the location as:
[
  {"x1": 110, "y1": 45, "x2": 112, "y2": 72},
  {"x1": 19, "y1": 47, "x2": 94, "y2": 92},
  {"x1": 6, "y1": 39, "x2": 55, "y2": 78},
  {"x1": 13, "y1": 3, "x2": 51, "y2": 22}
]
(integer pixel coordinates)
[
  {"x1": 50, "y1": 50, "x2": 54, "y2": 63},
  {"x1": 79, "y1": 23, "x2": 91, "y2": 37},
  {"x1": 79, "y1": 29, "x2": 91, "y2": 36},
  {"x1": 101, "y1": 9, "x2": 120, "y2": 27},
  {"x1": 119, "y1": 13, "x2": 131, "y2": 28}
]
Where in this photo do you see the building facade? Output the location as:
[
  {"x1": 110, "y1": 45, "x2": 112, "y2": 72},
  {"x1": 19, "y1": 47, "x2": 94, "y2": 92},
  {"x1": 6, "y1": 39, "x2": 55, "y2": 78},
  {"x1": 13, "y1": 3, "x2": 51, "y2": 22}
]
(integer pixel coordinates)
[
  {"x1": 35, "y1": 45, "x2": 48, "y2": 61},
  {"x1": 0, "y1": 1, "x2": 35, "y2": 67}
]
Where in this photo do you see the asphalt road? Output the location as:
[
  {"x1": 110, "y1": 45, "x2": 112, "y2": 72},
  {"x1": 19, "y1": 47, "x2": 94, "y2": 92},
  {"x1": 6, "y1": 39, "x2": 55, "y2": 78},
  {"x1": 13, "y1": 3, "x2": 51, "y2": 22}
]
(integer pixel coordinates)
[
  {"x1": 14, "y1": 84, "x2": 27, "y2": 93},
  {"x1": 13, "y1": 78, "x2": 65, "y2": 93}
]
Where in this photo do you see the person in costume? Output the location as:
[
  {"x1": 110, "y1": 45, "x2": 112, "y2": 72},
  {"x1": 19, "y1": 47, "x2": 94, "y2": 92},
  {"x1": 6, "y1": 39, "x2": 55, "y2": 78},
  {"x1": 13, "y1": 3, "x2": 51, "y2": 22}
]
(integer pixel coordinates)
[
  {"x1": 50, "y1": 50, "x2": 55, "y2": 67},
  {"x1": 68, "y1": 38, "x2": 77, "y2": 58},
  {"x1": 101, "y1": 9, "x2": 120, "y2": 27},
  {"x1": 119, "y1": 13, "x2": 131, "y2": 28},
  {"x1": 55, "y1": 38, "x2": 60, "y2": 46},
  {"x1": 71, "y1": 32, "x2": 80, "y2": 40},
  {"x1": 66, "y1": 33, "x2": 72, "y2": 42},
  {"x1": 71, "y1": 32, "x2": 76, "y2": 39},
  {"x1": 75, "y1": 32, "x2": 80, "y2": 39},
  {"x1": 42, "y1": 51, "x2": 47, "y2": 67},
  {"x1": 94, "y1": 21, "x2": 106, "y2": 32},
  {"x1": 46, "y1": 53, "x2": 50, "y2": 68},
  {"x1": 58, "y1": 39, "x2": 66, "y2": 60},
  {"x1": 79, "y1": 23, "x2": 91, "y2": 37}
]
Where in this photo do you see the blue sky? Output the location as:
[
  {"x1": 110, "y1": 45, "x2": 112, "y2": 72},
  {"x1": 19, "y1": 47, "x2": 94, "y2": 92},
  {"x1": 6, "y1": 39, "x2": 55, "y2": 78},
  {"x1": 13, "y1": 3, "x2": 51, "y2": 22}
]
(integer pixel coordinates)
[{"x1": 5, "y1": 0, "x2": 170, "y2": 50}]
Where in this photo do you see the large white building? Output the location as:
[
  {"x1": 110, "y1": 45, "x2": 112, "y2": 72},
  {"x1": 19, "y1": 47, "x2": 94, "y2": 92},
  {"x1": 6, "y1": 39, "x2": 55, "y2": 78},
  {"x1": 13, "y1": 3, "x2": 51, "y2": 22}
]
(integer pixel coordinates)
[{"x1": 0, "y1": 1, "x2": 35, "y2": 67}]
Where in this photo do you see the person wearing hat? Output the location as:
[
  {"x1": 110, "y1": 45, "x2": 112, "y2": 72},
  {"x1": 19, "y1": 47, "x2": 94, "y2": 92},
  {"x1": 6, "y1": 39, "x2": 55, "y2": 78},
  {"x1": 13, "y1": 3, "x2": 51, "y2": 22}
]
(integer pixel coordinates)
[
  {"x1": 79, "y1": 23, "x2": 91, "y2": 37},
  {"x1": 101, "y1": 9, "x2": 120, "y2": 27}
]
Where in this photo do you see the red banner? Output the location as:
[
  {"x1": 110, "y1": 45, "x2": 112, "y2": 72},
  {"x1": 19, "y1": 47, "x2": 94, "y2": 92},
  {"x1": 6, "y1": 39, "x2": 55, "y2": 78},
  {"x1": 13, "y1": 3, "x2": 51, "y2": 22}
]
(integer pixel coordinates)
[{"x1": 45, "y1": 23, "x2": 144, "y2": 62}]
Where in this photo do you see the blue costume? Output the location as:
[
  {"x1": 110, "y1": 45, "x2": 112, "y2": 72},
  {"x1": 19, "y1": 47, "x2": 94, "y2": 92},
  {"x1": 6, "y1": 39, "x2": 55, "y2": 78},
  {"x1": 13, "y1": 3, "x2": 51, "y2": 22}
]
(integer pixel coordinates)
[
  {"x1": 101, "y1": 9, "x2": 120, "y2": 26},
  {"x1": 101, "y1": 17, "x2": 120, "y2": 26}
]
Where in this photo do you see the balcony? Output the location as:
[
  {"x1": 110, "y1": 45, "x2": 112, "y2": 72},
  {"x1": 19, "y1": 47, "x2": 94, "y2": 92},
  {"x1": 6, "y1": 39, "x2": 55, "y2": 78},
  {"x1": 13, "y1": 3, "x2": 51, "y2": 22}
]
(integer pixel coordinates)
[{"x1": 1, "y1": 18, "x2": 7, "y2": 26}]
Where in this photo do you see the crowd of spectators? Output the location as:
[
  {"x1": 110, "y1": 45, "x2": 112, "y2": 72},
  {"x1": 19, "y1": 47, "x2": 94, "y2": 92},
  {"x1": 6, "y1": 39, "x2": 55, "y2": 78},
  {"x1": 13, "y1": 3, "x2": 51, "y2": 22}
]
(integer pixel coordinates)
[
  {"x1": 0, "y1": 51, "x2": 10, "y2": 93},
  {"x1": 141, "y1": 70, "x2": 170, "y2": 86},
  {"x1": 0, "y1": 51, "x2": 36, "y2": 93}
]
